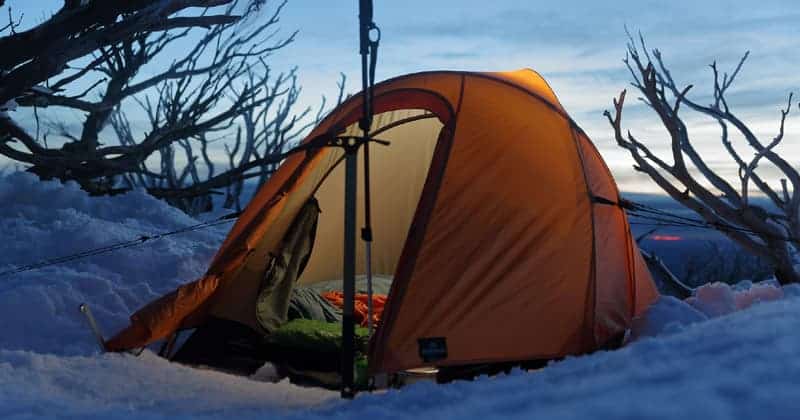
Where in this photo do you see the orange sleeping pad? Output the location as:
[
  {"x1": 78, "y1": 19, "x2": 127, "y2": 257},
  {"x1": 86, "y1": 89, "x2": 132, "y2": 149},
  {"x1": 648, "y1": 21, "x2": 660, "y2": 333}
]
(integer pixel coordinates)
[{"x1": 322, "y1": 291, "x2": 387, "y2": 327}]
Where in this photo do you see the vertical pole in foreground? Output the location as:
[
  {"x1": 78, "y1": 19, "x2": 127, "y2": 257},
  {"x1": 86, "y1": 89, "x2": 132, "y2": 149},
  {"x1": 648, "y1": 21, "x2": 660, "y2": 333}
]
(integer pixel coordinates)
[
  {"x1": 344, "y1": 0, "x2": 378, "y2": 399},
  {"x1": 341, "y1": 145, "x2": 358, "y2": 399},
  {"x1": 359, "y1": 0, "x2": 377, "y2": 341}
]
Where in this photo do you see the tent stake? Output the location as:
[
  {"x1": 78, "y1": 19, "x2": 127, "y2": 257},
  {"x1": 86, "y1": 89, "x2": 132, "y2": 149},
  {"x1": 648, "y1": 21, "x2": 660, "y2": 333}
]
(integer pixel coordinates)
[
  {"x1": 78, "y1": 303, "x2": 107, "y2": 353},
  {"x1": 341, "y1": 146, "x2": 358, "y2": 399}
]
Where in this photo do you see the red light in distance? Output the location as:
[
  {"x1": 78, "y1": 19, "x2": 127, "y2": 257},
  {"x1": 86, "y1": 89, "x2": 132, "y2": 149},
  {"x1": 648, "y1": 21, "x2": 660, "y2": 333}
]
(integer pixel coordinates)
[{"x1": 650, "y1": 235, "x2": 682, "y2": 241}]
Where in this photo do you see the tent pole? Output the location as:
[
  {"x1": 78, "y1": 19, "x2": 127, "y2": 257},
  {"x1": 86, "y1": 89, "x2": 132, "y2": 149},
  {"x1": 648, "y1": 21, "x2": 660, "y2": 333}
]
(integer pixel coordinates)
[
  {"x1": 343, "y1": 0, "x2": 379, "y2": 398},
  {"x1": 341, "y1": 145, "x2": 358, "y2": 399},
  {"x1": 365, "y1": 241, "x2": 373, "y2": 334}
]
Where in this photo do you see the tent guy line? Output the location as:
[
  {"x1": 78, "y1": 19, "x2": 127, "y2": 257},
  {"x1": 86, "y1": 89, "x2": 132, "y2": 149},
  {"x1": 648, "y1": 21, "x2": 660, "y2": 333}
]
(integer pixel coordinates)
[
  {"x1": 623, "y1": 200, "x2": 800, "y2": 244},
  {"x1": 0, "y1": 212, "x2": 241, "y2": 278},
  {"x1": 0, "y1": 197, "x2": 794, "y2": 279},
  {"x1": 0, "y1": 130, "x2": 394, "y2": 279}
]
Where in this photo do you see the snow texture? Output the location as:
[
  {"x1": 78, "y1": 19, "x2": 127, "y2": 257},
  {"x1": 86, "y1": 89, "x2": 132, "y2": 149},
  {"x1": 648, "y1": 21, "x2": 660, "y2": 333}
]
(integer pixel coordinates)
[
  {"x1": 631, "y1": 280, "x2": 786, "y2": 340},
  {"x1": 688, "y1": 280, "x2": 785, "y2": 318},
  {"x1": 0, "y1": 172, "x2": 226, "y2": 355},
  {"x1": 2, "y1": 172, "x2": 800, "y2": 419},
  {"x1": 630, "y1": 295, "x2": 708, "y2": 339},
  {"x1": 1, "y1": 98, "x2": 18, "y2": 112}
]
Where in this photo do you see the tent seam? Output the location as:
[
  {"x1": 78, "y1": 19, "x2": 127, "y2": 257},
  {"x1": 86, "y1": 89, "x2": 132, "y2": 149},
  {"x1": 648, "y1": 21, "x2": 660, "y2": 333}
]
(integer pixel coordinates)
[
  {"x1": 320, "y1": 69, "x2": 585, "y2": 141},
  {"x1": 567, "y1": 126, "x2": 599, "y2": 349}
]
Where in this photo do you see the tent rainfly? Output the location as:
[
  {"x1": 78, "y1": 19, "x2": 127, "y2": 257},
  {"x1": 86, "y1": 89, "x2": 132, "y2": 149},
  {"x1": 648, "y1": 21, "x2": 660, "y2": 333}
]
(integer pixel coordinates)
[{"x1": 106, "y1": 69, "x2": 659, "y2": 377}]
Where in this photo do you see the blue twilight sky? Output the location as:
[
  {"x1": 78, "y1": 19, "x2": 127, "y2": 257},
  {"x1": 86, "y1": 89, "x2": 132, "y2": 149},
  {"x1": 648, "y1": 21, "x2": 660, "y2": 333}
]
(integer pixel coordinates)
[{"x1": 8, "y1": 1, "x2": 800, "y2": 192}]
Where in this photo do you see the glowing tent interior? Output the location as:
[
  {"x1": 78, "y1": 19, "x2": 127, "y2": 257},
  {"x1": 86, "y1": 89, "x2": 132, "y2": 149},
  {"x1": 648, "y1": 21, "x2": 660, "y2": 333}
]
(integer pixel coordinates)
[{"x1": 105, "y1": 69, "x2": 659, "y2": 383}]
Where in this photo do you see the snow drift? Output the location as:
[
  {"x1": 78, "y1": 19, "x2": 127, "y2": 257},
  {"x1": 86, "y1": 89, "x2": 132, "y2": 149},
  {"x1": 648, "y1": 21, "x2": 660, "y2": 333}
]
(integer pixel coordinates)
[
  {"x1": 632, "y1": 279, "x2": 790, "y2": 339},
  {"x1": 2, "y1": 172, "x2": 800, "y2": 419},
  {"x1": 0, "y1": 172, "x2": 226, "y2": 355}
]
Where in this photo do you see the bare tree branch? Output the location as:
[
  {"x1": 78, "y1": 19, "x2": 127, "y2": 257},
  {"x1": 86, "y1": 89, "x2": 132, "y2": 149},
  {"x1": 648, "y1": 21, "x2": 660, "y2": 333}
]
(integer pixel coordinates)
[
  {"x1": 608, "y1": 34, "x2": 800, "y2": 284},
  {"x1": 0, "y1": 0, "x2": 341, "y2": 216}
]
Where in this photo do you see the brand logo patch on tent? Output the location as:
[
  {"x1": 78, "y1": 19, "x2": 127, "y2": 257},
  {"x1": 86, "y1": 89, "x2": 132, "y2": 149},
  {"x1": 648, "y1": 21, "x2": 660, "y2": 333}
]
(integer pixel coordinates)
[{"x1": 418, "y1": 337, "x2": 447, "y2": 362}]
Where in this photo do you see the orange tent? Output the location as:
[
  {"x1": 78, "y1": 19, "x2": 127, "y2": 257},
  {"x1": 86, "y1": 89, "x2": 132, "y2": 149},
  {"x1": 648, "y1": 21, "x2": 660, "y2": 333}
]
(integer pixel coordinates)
[{"x1": 106, "y1": 69, "x2": 659, "y2": 375}]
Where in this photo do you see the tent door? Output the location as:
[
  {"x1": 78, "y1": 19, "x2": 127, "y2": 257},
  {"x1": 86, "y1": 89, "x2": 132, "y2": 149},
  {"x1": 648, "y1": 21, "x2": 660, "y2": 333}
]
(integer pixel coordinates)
[
  {"x1": 171, "y1": 198, "x2": 321, "y2": 373},
  {"x1": 255, "y1": 197, "x2": 321, "y2": 333}
]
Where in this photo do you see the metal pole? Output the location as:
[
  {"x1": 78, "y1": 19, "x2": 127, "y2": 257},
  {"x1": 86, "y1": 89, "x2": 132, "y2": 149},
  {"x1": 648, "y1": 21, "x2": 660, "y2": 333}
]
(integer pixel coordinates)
[
  {"x1": 366, "y1": 242, "x2": 373, "y2": 334},
  {"x1": 342, "y1": 0, "x2": 378, "y2": 398},
  {"x1": 359, "y1": 0, "x2": 376, "y2": 339},
  {"x1": 341, "y1": 146, "x2": 358, "y2": 399}
]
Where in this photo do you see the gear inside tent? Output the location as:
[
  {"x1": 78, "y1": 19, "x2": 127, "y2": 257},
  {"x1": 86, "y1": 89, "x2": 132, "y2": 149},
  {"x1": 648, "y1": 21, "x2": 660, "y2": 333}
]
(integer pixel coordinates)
[{"x1": 105, "y1": 69, "x2": 659, "y2": 388}]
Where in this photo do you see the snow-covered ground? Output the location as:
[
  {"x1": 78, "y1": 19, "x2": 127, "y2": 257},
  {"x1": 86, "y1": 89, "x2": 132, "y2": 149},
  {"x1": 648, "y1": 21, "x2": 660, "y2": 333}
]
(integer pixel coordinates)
[
  {"x1": 2, "y1": 172, "x2": 799, "y2": 419},
  {"x1": 0, "y1": 172, "x2": 225, "y2": 356}
]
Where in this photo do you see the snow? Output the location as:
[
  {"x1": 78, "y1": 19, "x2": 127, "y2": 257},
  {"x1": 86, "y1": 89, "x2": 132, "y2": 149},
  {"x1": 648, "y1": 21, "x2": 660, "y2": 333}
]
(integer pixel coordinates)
[
  {"x1": 630, "y1": 295, "x2": 708, "y2": 339},
  {"x1": 2, "y1": 171, "x2": 800, "y2": 419},
  {"x1": 687, "y1": 280, "x2": 785, "y2": 318},
  {"x1": 0, "y1": 351, "x2": 334, "y2": 419},
  {"x1": 0, "y1": 172, "x2": 226, "y2": 355},
  {"x1": 1, "y1": 98, "x2": 18, "y2": 112},
  {"x1": 630, "y1": 279, "x2": 787, "y2": 341}
]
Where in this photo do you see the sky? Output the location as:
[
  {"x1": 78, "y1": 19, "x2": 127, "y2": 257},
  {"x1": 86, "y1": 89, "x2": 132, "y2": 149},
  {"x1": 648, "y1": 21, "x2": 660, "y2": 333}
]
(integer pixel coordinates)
[{"x1": 6, "y1": 0, "x2": 800, "y2": 192}]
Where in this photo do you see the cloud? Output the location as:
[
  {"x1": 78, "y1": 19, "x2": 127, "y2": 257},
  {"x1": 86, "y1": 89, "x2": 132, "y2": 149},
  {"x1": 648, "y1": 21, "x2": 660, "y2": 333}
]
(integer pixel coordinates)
[{"x1": 424, "y1": 51, "x2": 482, "y2": 60}]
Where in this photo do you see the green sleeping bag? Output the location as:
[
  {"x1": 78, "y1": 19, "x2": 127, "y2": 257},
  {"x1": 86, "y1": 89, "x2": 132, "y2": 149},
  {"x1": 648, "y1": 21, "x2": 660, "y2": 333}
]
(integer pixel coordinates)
[
  {"x1": 266, "y1": 319, "x2": 370, "y2": 389},
  {"x1": 268, "y1": 319, "x2": 370, "y2": 354}
]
